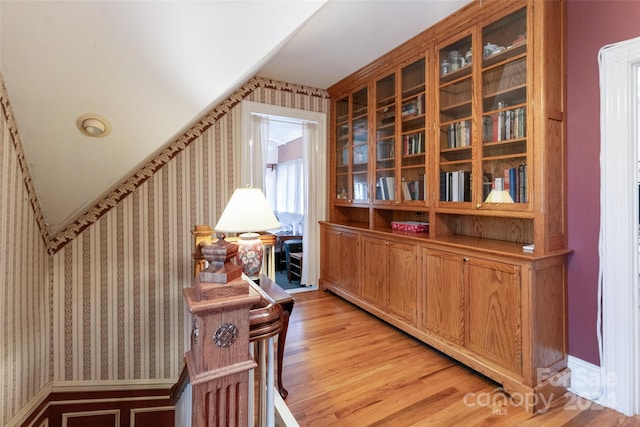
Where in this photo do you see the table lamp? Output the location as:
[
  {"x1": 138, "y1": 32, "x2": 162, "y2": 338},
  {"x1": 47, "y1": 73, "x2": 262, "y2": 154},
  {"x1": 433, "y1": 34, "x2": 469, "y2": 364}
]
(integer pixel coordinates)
[{"x1": 214, "y1": 188, "x2": 280, "y2": 279}]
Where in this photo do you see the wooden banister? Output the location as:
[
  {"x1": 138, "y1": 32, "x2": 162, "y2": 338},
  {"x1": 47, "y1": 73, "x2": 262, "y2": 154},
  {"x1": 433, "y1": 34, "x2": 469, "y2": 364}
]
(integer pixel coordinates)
[{"x1": 174, "y1": 225, "x2": 291, "y2": 426}]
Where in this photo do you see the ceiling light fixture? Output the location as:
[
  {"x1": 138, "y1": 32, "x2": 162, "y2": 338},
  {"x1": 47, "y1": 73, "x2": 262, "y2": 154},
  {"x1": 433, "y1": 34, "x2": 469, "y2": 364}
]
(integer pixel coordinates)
[{"x1": 76, "y1": 113, "x2": 112, "y2": 138}]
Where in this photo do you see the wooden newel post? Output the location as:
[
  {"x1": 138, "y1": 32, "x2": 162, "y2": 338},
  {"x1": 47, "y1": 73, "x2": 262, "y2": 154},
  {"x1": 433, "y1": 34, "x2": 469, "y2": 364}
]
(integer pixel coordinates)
[{"x1": 184, "y1": 225, "x2": 260, "y2": 427}]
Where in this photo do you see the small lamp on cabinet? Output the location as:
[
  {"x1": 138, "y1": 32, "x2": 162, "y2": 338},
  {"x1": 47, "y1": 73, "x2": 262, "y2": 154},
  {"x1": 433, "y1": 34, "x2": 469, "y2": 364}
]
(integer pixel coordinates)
[{"x1": 214, "y1": 187, "x2": 280, "y2": 280}]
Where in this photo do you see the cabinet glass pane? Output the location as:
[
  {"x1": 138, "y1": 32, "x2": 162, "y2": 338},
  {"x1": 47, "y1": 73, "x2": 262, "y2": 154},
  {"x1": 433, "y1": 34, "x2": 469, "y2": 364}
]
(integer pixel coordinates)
[
  {"x1": 336, "y1": 96, "x2": 349, "y2": 153},
  {"x1": 401, "y1": 58, "x2": 426, "y2": 202},
  {"x1": 336, "y1": 174, "x2": 348, "y2": 200},
  {"x1": 481, "y1": 7, "x2": 528, "y2": 204},
  {"x1": 438, "y1": 35, "x2": 472, "y2": 203},
  {"x1": 335, "y1": 96, "x2": 349, "y2": 201},
  {"x1": 376, "y1": 73, "x2": 396, "y2": 202},
  {"x1": 352, "y1": 87, "x2": 369, "y2": 202}
]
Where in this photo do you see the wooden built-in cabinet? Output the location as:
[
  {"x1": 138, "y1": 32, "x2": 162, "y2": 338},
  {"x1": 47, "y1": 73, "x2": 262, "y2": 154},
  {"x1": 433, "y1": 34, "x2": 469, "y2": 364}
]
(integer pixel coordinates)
[{"x1": 321, "y1": 0, "x2": 568, "y2": 414}]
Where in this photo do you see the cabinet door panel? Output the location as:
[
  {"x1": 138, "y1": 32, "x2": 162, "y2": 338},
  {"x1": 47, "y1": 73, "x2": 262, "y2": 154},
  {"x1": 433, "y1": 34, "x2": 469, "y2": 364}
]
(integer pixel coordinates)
[
  {"x1": 387, "y1": 242, "x2": 418, "y2": 326},
  {"x1": 361, "y1": 236, "x2": 387, "y2": 308},
  {"x1": 322, "y1": 228, "x2": 342, "y2": 286},
  {"x1": 424, "y1": 250, "x2": 465, "y2": 344},
  {"x1": 466, "y1": 259, "x2": 522, "y2": 374},
  {"x1": 340, "y1": 232, "x2": 360, "y2": 296}
]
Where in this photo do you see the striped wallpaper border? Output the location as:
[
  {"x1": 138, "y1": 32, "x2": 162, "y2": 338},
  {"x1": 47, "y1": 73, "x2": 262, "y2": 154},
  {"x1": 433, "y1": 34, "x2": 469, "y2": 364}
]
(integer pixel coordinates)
[{"x1": 48, "y1": 77, "x2": 328, "y2": 254}]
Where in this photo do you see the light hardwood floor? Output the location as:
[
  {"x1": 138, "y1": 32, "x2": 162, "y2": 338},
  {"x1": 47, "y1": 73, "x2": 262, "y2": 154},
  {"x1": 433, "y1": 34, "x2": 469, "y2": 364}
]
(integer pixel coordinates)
[{"x1": 280, "y1": 290, "x2": 640, "y2": 426}]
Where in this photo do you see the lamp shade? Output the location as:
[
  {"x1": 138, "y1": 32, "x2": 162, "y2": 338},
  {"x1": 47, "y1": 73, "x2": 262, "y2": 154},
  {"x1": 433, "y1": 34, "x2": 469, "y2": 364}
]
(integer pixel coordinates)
[
  {"x1": 484, "y1": 189, "x2": 514, "y2": 203},
  {"x1": 214, "y1": 188, "x2": 280, "y2": 233}
]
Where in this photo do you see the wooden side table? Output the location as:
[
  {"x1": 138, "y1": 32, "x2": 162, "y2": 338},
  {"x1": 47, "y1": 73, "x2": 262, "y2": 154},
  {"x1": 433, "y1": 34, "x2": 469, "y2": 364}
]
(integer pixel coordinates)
[{"x1": 288, "y1": 252, "x2": 303, "y2": 283}]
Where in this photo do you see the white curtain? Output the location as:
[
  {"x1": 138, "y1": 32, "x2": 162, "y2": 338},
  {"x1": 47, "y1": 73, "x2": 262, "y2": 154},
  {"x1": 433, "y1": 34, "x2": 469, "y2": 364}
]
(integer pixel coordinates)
[
  {"x1": 274, "y1": 159, "x2": 304, "y2": 215},
  {"x1": 302, "y1": 121, "x2": 325, "y2": 286},
  {"x1": 241, "y1": 114, "x2": 269, "y2": 188},
  {"x1": 265, "y1": 167, "x2": 277, "y2": 211}
]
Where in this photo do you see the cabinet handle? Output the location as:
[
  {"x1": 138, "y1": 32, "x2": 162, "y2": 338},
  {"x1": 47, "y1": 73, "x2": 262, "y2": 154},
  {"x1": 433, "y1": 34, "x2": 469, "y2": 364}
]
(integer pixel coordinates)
[
  {"x1": 348, "y1": 199, "x2": 353, "y2": 203},
  {"x1": 476, "y1": 203, "x2": 482, "y2": 208},
  {"x1": 463, "y1": 257, "x2": 469, "y2": 262}
]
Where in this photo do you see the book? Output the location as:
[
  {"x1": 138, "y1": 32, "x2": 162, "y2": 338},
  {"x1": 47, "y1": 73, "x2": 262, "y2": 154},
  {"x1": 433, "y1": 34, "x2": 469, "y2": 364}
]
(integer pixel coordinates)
[
  {"x1": 402, "y1": 180, "x2": 412, "y2": 201},
  {"x1": 509, "y1": 167, "x2": 518, "y2": 202},
  {"x1": 378, "y1": 177, "x2": 387, "y2": 200},
  {"x1": 386, "y1": 177, "x2": 396, "y2": 200}
]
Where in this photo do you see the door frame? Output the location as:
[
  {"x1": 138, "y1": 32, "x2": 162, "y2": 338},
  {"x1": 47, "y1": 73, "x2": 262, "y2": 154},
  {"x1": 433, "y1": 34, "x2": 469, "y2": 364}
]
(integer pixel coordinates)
[
  {"x1": 238, "y1": 100, "x2": 327, "y2": 286},
  {"x1": 598, "y1": 35, "x2": 640, "y2": 416}
]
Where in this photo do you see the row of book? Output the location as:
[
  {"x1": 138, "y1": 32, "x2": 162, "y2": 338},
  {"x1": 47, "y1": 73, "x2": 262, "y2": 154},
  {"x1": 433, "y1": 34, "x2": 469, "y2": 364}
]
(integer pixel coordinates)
[
  {"x1": 446, "y1": 120, "x2": 471, "y2": 148},
  {"x1": 403, "y1": 132, "x2": 425, "y2": 156},
  {"x1": 401, "y1": 175, "x2": 426, "y2": 201},
  {"x1": 377, "y1": 175, "x2": 427, "y2": 201},
  {"x1": 401, "y1": 94, "x2": 425, "y2": 119},
  {"x1": 483, "y1": 105, "x2": 526, "y2": 143},
  {"x1": 440, "y1": 170, "x2": 472, "y2": 202},
  {"x1": 377, "y1": 139, "x2": 395, "y2": 160},
  {"x1": 353, "y1": 182, "x2": 368, "y2": 201},
  {"x1": 483, "y1": 164, "x2": 528, "y2": 203},
  {"x1": 377, "y1": 176, "x2": 396, "y2": 200}
]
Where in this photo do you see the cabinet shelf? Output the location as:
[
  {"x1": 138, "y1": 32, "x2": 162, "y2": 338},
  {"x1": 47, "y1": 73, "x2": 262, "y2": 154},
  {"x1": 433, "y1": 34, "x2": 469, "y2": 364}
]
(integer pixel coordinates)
[
  {"x1": 440, "y1": 64, "x2": 472, "y2": 83},
  {"x1": 402, "y1": 85, "x2": 425, "y2": 99},
  {"x1": 440, "y1": 116, "x2": 472, "y2": 128},
  {"x1": 483, "y1": 138, "x2": 526, "y2": 148},
  {"x1": 482, "y1": 41, "x2": 527, "y2": 69},
  {"x1": 402, "y1": 152, "x2": 425, "y2": 160},
  {"x1": 402, "y1": 113, "x2": 426, "y2": 126},
  {"x1": 481, "y1": 152, "x2": 526, "y2": 162},
  {"x1": 377, "y1": 94, "x2": 395, "y2": 107},
  {"x1": 439, "y1": 102, "x2": 472, "y2": 119},
  {"x1": 439, "y1": 159, "x2": 472, "y2": 167},
  {"x1": 483, "y1": 84, "x2": 526, "y2": 102},
  {"x1": 440, "y1": 146, "x2": 472, "y2": 154}
]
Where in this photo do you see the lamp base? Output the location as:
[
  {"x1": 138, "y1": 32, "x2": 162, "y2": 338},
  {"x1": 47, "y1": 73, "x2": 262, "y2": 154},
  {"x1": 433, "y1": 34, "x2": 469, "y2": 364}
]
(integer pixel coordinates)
[{"x1": 237, "y1": 232, "x2": 263, "y2": 279}]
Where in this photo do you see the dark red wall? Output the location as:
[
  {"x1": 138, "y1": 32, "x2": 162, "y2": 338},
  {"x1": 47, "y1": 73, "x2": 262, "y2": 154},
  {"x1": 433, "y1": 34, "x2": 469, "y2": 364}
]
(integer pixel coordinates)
[{"x1": 567, "y1": 0, "x2": 640, "y2": 365}]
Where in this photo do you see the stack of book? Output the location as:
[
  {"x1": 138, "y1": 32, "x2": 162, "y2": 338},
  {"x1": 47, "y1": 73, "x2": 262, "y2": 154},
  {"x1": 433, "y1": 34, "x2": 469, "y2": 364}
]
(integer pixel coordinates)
[{"x1": 439, "y1": 170, "x2": 471, "y2": 202}]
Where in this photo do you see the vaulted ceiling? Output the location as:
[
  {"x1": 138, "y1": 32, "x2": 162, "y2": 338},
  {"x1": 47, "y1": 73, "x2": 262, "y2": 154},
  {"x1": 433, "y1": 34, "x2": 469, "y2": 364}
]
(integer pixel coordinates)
[{"x1": 0, "y1": 0, "x2": 469, "y2": 235}]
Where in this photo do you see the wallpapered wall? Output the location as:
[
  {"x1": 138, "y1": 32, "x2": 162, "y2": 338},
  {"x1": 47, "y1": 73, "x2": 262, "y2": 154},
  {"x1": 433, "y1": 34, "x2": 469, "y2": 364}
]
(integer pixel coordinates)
[
  {"x1": 0, "y1": 75, "x2": 51, "y2": 425},
  {"x1": 49, "y1": 79, "x2": 329, "y2": 382},
  {"x1": 0, "y1": 74, "x2": 328, "y2": 424}
]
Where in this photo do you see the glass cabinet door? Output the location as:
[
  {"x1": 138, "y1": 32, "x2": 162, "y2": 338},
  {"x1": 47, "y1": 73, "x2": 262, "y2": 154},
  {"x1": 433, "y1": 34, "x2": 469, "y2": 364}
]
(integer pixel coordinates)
[
  {"x1": 335, "y1": 96, "x2": 349, "y2": 201},
  {"x1": 334, "y1": 87, "x2": 369, "y2": 204},
  {"x1": 375, "y1": 73, "x2": 396, "y2": 203},
  {"x1": 400, "y1": 58, "x2": 427, "y2": 204},
  {"x1": 438, "y1": 34, "x2": 473, "y2": 205},
  {"x1": 352, "y1": 87, "x2": 369, "y2": 203},
  {"x1": 480, "y1": 7, "x2": 528, "y2": 207}
]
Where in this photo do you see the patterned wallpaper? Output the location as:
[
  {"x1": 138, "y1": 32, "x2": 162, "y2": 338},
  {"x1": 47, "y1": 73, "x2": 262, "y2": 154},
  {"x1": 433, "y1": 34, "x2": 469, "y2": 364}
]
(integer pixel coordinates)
[
  {"x1": 0, "y1": 73, "x2": 328, "y2": 424},
  {"x1": 50, "y1": 78, "x2": 329, "y2": 382},
  {"x1": 0, "y1": 75, "x2": 51, "y2": 425}
]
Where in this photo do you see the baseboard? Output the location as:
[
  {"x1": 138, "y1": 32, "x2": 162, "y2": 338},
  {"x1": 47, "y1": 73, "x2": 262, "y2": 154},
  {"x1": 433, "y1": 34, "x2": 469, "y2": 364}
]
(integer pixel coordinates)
[{"x1": 567, "y1": 355, "x2": 605, "y2": 403}]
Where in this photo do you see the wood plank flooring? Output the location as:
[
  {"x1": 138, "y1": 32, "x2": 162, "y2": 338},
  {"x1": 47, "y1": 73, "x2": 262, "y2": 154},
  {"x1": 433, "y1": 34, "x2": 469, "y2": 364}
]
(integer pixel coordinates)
[{"x1": 281, "y1": 290, "x2": 640, "y2": 426}]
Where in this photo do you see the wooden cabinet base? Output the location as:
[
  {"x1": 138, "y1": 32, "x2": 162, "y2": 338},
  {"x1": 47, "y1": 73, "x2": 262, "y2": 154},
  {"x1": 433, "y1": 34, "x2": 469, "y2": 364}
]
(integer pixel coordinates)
[{"x1": 320, "y1": 222, "x2": 569, "y2": 415}]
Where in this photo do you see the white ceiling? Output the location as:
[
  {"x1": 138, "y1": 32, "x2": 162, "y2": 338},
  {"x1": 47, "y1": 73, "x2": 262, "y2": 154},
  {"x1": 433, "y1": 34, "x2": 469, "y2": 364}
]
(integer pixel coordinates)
[{"x1": 0, "y1": 0, "x2": 469, "y2": 235}]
